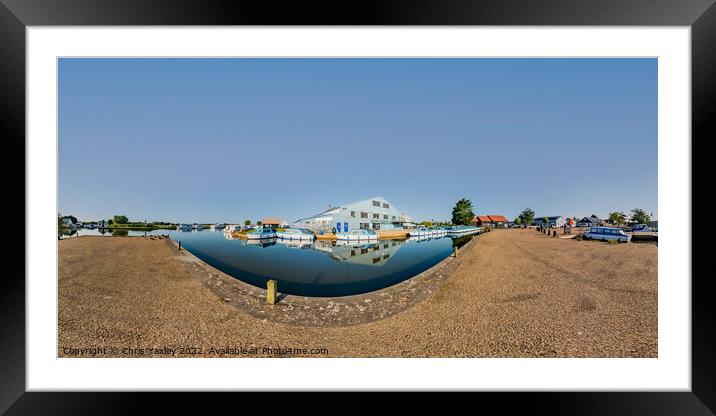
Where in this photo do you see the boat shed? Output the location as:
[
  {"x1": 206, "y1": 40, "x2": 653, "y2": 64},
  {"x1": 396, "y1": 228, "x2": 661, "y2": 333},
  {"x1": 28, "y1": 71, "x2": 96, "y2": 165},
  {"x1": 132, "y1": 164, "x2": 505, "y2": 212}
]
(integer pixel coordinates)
[
  {"x1": 471, "y1": 215, "x2": 510, "y2": 228},
  {"x1": 294, "y1": 196, "x2": 409, "y2": 233}
]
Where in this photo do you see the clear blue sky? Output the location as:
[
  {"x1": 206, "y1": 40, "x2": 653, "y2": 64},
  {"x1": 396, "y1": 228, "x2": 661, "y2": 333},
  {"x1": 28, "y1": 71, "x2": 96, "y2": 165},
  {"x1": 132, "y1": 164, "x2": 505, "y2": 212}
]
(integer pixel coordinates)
[{"x1": 59, "y1": 58, "x2": 657, "y2": 223}]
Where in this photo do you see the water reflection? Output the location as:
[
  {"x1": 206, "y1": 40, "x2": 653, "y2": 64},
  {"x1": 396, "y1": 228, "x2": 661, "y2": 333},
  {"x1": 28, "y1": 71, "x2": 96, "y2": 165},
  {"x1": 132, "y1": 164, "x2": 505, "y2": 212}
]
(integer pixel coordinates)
[
  {"x1": 276, "y1": 239, "x2": 314, "y2": 249},
  {"x1": 451, "y1": 234, "x2": 474, "y2": 249},
  {"x1": 330, "y1": 239, "x2": 406, "y2": 266},
  {"x1": 59, "y1": 227, "x2": 479, "y2": 296},
  {"x1": 219, "y1": 234, "x2": 464, "y2": 266},
  {"x1": 240, "y1": 237, "x2": 277, "y2": 248}
]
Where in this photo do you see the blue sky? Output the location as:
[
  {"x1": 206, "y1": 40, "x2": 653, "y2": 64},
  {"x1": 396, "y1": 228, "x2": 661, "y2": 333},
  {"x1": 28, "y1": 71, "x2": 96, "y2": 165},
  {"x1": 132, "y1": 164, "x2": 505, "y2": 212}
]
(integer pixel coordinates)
[{"x1": 59, "y1": 58, "x2": 657, "y2": 223}]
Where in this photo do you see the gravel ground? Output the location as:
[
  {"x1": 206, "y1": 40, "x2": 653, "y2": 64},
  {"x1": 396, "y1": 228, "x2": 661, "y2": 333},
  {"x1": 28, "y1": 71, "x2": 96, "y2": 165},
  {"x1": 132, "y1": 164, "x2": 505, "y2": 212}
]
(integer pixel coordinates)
[{"x1": 58, "y1": 230, "x2": 657, "y2": 358}]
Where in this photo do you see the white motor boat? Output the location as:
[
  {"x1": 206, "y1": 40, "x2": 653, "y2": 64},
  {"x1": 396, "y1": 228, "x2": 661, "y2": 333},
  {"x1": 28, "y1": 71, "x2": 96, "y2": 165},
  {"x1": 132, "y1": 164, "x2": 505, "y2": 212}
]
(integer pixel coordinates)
[
  {"x1": 409, "y1": 227, "x2": 432, "y2": 237},
  {"x1": 276, "y1": 228, "x2": 315, "y2": 241},
  {"x1": 336, "y1": 229, "x2": 379, "y2": 241},
  {"x1": 245, "y1": 227, "x2": 277, "y2": 239}
]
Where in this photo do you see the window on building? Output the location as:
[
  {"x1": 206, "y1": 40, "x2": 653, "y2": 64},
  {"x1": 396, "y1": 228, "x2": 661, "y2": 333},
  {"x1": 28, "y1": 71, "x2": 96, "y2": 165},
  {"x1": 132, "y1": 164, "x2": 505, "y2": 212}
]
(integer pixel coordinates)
[
  {"x1": 351, "y1": 211, "x2": 355, "y2": 217},
  {"x1": 360, "y1": 223, "x2": 369, "y2": 229},
  {"x1": 383, "y1": 203, "x2": 389, "y2": 208},
  {"x1": 392, "y1": 216, "x2": 396, "y2": 220},
  {"x1": 373, "y1": 213, "x2": 380, "y2": 219},
  {"x1": 383, "y1": 215, "x2": 388, "y2": 220},
  {"x1": 372, "y1": 200, "x2": 381, "y2": 207},
  {"x1": 361, "y1": 212, "x2": 368, "y2": 218}
]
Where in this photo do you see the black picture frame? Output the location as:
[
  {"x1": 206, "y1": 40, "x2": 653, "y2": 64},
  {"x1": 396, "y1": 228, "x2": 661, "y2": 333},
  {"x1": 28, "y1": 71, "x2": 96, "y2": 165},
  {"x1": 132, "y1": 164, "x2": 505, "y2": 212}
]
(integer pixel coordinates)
[{"x1": 1, "y1": 0, "x2": 711, "y2": 413}]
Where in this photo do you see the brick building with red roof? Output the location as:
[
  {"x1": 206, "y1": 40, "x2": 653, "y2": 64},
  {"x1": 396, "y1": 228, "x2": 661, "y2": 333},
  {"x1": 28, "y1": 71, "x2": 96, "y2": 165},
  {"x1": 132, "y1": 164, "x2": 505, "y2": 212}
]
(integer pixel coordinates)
[{"x1": 471, "y1": 214, "x2": 510, "y2": 228}]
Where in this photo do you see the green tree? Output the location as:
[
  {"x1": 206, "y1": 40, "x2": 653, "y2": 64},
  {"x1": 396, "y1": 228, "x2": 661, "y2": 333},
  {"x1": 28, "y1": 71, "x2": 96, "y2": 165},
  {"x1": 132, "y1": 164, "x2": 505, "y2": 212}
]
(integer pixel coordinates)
[
  {"x1": 608, "y1": 211, "x2": 627, "y2": 226},
  {"x1": 630, "y1": 208, "x2": 651, "y2": 224},
  {"x1": 514, "y1": 217, "x2": 522, "y2": 226},
  {"x1": 257, "y1": 221, "x2": 263, "y2": 227},
  {"x1": 519, "y1": 208, "x2": 535, "y2": 226},
  {"x1": 420, "y1": 221, "x2": 433, "y2": 227},
  {"x1": 451, "y1": 198, "x2": 475, "y2": 226},
  {"x1": 244, "y1": 220, "x2": 251, "y2": 226},
  {"x1": 543, "y1": 217, "x2": 550, "y2": 227},
  {"x1": 113, "y1": 215, "x2": 129, "y2": 225}
]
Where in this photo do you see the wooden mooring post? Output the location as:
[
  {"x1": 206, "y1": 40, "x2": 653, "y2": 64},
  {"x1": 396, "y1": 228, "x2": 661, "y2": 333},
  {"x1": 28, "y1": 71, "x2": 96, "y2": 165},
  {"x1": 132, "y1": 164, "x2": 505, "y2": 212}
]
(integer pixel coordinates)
[
  {"x1": 178, "y1": 241, "x2": 181, "y2": 251},
  {"x1": 453, "y1": 246, "x2": 458, "y2": 258},
  {"x1": 267, "y1": 279, "x2": 277, "y2": 304}
]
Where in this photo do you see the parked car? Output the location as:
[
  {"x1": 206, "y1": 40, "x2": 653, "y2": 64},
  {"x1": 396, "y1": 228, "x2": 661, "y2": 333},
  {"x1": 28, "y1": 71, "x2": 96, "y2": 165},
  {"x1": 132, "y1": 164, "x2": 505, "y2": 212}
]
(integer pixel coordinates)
[
  {"x1": 584, "y1": 226, "x2": 631, "y2": 243},
  {"x1": 631, "y1": 224, "x2": 652, "y2": 232}
]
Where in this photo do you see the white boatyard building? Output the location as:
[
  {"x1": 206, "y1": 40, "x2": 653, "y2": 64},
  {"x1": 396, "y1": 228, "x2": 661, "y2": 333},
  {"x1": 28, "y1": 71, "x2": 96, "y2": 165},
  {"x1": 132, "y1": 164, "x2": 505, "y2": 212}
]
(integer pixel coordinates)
[{"x1": 294, "y1": 196, "x2": 413, "y2": 233}]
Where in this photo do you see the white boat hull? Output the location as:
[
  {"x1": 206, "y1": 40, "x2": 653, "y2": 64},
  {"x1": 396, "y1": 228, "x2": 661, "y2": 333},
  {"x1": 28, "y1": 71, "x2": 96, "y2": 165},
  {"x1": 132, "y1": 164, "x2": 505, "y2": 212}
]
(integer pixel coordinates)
[
  {"x1": 276, "y1": 232, "x2": 315, "y2": 240},
  {"x1": 246, "y1": 233, "x2": 277, "y2": 239}
]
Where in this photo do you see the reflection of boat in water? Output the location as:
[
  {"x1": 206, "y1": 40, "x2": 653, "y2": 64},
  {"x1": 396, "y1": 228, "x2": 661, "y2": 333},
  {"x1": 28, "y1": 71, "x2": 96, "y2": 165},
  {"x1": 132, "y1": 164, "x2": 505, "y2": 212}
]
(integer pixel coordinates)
[
  {"x1": 210, "y1": 223, "x2": 225, "y2": 231},
  {"x1": 223, "y1": 231, "x2": 240, "y2": 240},
  {"x1": 336, "y1": 229, "x2": 379, "y2": 241},
  {"x1": 408, "y1": 234, "x2": 432, "y2": 242},
  {"x1": 329, "y1": 240, "x2": 405, "y2": 266},
  {"x1": 242, "y1": 237, "x2": 277, "y2": 247},
  {"x1": 276, "y1": 228, "x2": 315, "y2": 241},
  {"x1": 312, "y1": 239, "x2": 335, "y2": 253},
  {"x1": 276, "y1": 239, "x2": 313, "y2": 249}
]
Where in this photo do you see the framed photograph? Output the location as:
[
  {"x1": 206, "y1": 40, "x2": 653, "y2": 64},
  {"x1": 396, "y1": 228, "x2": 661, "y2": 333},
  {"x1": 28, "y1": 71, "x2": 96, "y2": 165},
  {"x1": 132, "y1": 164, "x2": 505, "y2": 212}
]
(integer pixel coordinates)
[{"x1": 3, "y1": 0, "x2": 711, "y2": 413}]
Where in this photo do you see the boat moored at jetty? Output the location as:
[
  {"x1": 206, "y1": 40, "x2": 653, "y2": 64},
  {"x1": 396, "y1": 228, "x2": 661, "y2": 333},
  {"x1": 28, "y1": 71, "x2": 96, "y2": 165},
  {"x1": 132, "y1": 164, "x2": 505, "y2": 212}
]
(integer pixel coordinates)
[
  {"x1": 431, "y1": 227, "x2": 447, "y2": 236},
  {"x1": 210, "y1": 223, "x2": 225, "y2": 231},
  {"x1": 409, "y1": 227, "x2": 432, "y2": 237},
  {"x1": 336, "y1": 229, "x2": 379, "y2": 241},
  {"x1": 276, "y1": 228, "x2": 315, "y2": 241},
  {"x1": 224, "y1": 224, "x2": 241, "y2": 233},
  {"x1": 193, "y1": 223, "x2": 204, "y2": 231},
  {"x1": 584, "y1": 226, "x2": 631, "y2": 243},
  {"x1": 177, "y1": 224, "x2": 192, "y2": 231},
  {"x1": 245, "y1": 227, "x2": 277, "y2": 239},
  {"x1": 446, "y1": 226, "x2": 480, "y2": 235}
]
